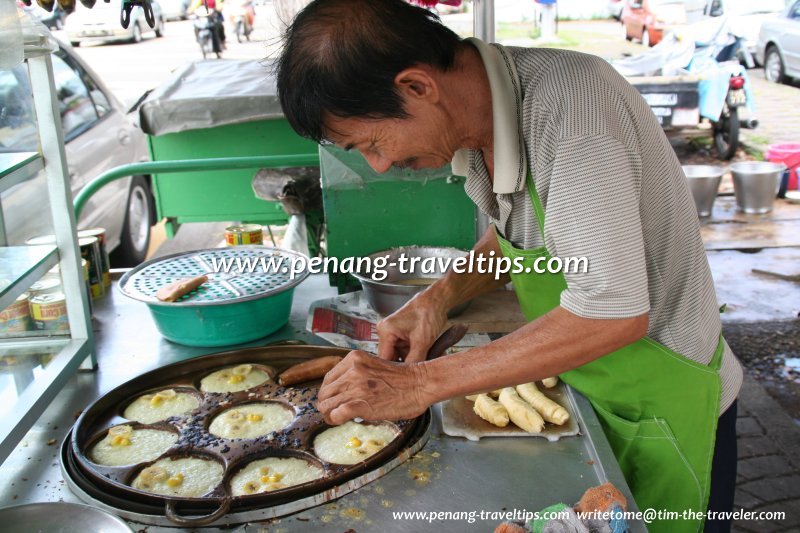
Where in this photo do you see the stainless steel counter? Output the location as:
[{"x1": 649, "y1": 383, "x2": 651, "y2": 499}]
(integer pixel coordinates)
[{"x1": 0, "y1": 274, "x2": 645, "y2": 532}]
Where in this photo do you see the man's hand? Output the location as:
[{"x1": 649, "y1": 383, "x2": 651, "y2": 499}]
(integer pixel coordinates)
[
  {"x1": 317, "y1": 350, "x2": 433, "y2": 424},
  {"x1": 376, "y1": 291, "x2": 448, "y2": 363}
]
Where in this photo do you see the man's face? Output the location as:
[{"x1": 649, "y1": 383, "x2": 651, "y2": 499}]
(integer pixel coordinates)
[{"x1": 323, "y1": 107, "x2": 457, "y2": 174}]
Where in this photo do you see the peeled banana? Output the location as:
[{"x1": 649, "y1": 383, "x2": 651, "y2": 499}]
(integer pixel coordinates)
[
  {"x1": 516, "y1": 382, "x2": 570, "y2": 425},
  {"x1": 473, "y1": 394, "x2": 509, "y2": 427},
  {"x1": 498, "y1": 387, "x2": 545, "y2": 433}
]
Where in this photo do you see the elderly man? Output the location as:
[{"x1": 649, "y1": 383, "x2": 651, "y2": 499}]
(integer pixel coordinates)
[{"x1": 276, "y1": 1, "x2": 742, "y2": 531}]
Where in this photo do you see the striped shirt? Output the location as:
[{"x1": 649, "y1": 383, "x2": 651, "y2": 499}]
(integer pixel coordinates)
[{"x1": 463, "y1": 44, "x2": 742, "y2": 413}]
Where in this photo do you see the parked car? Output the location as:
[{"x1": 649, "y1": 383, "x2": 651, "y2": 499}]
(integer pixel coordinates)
[
  {"x1": 699, "y1": 0, "x2": 785, "y2": 63},
  {"x1": 757, "y1": 0, "x2": 800, "y2": 83},
  {"x1": 0, "y1": 37, "x2": 155, "y2": 265},
  {"x1": 64, "y1": 0, "x2": 165, "y2": 46},
  {"x1": 622, "y1": 0, "x2": 688, "y2": 47},
  {"x1": 158, "y1": 0, "x2": 190, "y2": 21}
]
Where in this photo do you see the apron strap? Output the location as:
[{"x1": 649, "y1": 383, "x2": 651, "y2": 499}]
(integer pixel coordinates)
[
  {"x1": 524, "y1": 171, "x2": 547, "y2": 240},
  {"x1": 709, "y1": 335, "x2": 726, "y2": 372}
]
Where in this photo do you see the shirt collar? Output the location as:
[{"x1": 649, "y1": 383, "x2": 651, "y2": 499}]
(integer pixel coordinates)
[{"x1": 451, "y1": 38, "x2": 527, "y2": 194}]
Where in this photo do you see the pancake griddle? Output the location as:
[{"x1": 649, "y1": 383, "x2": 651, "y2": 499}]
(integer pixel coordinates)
[{"x1": 66, "y1": 344, "x2": 430, "y2": 527}]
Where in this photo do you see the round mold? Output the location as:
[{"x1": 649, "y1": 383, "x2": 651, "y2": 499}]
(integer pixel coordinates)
[
  {"x1": 225, "y1": 450, "x2": 328, "y2": 499},
  {"x1": 310, "y1": 421, "x2": 402, "y2": 468},
  {"x1": 120, "y1": 387, "x2": 204, "y2": 425},
  {"x1": 206, "y1": 400, "x2": 297, "y2": 440}
]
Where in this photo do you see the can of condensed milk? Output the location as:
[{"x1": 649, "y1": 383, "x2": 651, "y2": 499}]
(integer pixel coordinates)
[
  {"x1": 29, "y1": 292, "x2": 69, "y2": 332},
  {"x1": 28, "y1": 277, "x2": 61, "y2": 298},
  {"x1": 225, "y1": 224, "x2": 263, "y2": 246},
  {"x1": 78, "y1": 228, "x2": 111, "y2": 288},
  {"x1": 79, "y1": 236, "x2": 105, "y2": 299},
  {"x1": 0, "y1": 292, "x2": 31, "y2": 334}
]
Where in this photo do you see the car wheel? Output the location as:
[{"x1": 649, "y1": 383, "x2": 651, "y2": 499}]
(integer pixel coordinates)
[
  {"x1": 764, "y1": 46, "x2": 786, "y2": 84},
  {"x1": 132, "y1": 22, "x2": 143, "y2": 43},
  {"x1": 155, "y1": 17, "x2": 165, "y2": 37},
  {"x1": 642, "y1": 27, "x2": 650, "y2": 47},
  {"x1": 114, "y1": 177, "x2": 155, "y2": 267}
]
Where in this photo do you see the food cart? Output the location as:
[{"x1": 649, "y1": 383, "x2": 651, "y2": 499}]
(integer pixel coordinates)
[{"x1": 0, "y1": 2, "x2": 646, "y2": 531}]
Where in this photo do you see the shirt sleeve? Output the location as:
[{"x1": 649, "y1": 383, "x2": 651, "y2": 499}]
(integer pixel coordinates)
[{"x1": 543, "y1": 133, "x2": 651, "y2": 319}]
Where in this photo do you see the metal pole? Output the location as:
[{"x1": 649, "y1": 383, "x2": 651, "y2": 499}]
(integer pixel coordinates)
[
  {"x1": 72, "y1": 154, "x2": 320, "y2": 218},
  {"x1": 472, "y1": 0, "x2": 494, "y2": 239},
  {"x1": 473, "y1": 0, "x2": 495, "y2": 43}
]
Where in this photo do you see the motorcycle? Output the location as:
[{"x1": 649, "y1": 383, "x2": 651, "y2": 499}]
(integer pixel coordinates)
[
  {"x1": 192, "y1": 8, "x2": 223, "y2": 59},
  {"x1": 612, "y1": 18, "x2": 758, "y2": 161},
  {"x1": 688, "y1": 18, "x2": 757, "y2": 160},
  {"x1": 228, "y1": 0, "x2": 254, "y2": 43}
]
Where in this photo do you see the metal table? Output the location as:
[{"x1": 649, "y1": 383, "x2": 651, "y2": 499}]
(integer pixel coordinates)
[{"x1": 0, "y1": 274, "x2": 644, "y2": 532}]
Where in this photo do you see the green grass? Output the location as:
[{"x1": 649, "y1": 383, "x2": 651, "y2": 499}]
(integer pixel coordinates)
[{"x1": 495, "y1": 22, "x2": 540, "y2": 41}]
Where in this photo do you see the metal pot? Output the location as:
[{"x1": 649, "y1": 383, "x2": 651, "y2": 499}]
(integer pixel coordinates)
[
  {"x1": 730, "y1": 161, "x2": 786, "y2": 214},
  {"x1": 351, "y1": 246, "x2": 471, "y2": 317},
  {"x1": 682, "y1": 165, "x2": 725, "y2": 218}
]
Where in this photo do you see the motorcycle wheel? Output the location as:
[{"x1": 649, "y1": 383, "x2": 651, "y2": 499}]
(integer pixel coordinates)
[
  {"x1": 236, "y1": 20, "x2": 243, "y2": 43},
  {"x1": 714, "y1": 106, "x2": 739, "y2": 161}
]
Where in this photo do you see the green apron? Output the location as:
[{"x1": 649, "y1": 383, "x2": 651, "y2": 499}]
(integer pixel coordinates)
[{"x1": 496, "y1": 173, "x2": 724, "y2": 533}]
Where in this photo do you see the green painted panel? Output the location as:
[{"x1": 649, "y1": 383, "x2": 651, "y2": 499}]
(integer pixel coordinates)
[
  {"x1": 148, "y1": 120, "x2": 319, "y2": 224},
  {"x1": 320, "y1": 145, "x2": 477, "y2": 262}
]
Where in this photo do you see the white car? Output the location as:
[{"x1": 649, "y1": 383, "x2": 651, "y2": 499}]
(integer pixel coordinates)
[
  {"x1": 158, "y1": 0, "x2": 190, "y2": 21},
  {"x1": 757, "y1": 0, "x2": 800, "y2": 83},
  {"x1": 0, "y1": 37, "x2": 155, "y2": 265},
  {"x1": 64, "y1": 0, "x2": 165, "y2": 46},
  {"x1": 700, "y1": 0, "x2": 785, "y2": 60}
]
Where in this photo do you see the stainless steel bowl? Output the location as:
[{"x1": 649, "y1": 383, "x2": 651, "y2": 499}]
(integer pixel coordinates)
[
  {"x1": 682, "y1": 165, "x2": 725, "y2": 218},
  {"x1": 0, "y1": 502, "x2": 133, "y2": 532},
  {"x1": 730, "y1": 161, "x2": 786, "y2": 214},
  {"x1": 351, "y1": 246, "x2": 471, "y2": 317}
]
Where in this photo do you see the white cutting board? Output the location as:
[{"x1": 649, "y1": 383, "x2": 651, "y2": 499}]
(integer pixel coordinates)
[{"x1": 440, "y1": 382, "x2": 581, "y2": 442}]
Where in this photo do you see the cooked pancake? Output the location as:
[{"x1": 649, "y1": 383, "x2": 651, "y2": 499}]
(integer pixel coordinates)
[
  {"x1": 131, "y1": 456, "x2": 224, "y2": 497},
  {"x1": 89, "y1": 425, "x2": 177, "y2": 466},
  {"x1": 123, "y1": 389, "x2": 200, "y2": 424},
  {"x1": 200, "y1": 364, "x2": 271, "y2": 393},
  {"x1": 313, "y1": 421, "x2": 399, "y2": 465},
  {"x1": 208, "y1": 403, "x2": 295, "y2": 439},
  {"x1": 230, "y1": 457, "x2": 324, "y2": 496}
]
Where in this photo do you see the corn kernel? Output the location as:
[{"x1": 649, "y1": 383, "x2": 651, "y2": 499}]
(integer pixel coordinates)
[
  {"x1": 267, "y1": 473, "x2": 283, "y2": 483},
  {"x1": 247, "y1": 413, "x2": 263, "y2": 422},
  {"x1": 110, "y1": 435, "x2": 131, "y2": 446},
  {"x1": 228, "y1": 374, "x2": 245, "y2": 384},
  {"x1": 345, "y1": 437, "x2": 362, "y2": 448},
  {"x1": 243, "y1": 481, "x2": 260, "y2": 494},
  {"x1": 227, "y1": 410, "x2": 244, "y2": 421},
  {"x1": 260, "y1": 476, "x2": 271, "y2": 483},
  {"x1": 167, "y1": 473, "x2": 184, "y2": 487},
  {"x1": 366, "y1": 439, "x2": 385, "y2": 447},
  {"x1": 259, "y1": 466, "x2": 270, "y2": 475},
  {"x1": 149, "y1": 395, "x2": 164, "y2": 407}
]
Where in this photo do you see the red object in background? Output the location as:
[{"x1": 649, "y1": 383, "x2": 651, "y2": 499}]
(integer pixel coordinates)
[
  {"x1": 766, "y1": 143, "x2": 800, "y2": 191},
  {"x1": 407, "y1": 0, "x2": 461, "y2": 7},
  {"x1": 729, "y1": 76, "x2": 745, "y2": 90}
]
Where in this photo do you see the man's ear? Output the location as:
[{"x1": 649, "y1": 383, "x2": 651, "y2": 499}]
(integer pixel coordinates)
[{"x1": 394, "y1": 67, "x2": 440, "y2": 103}]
